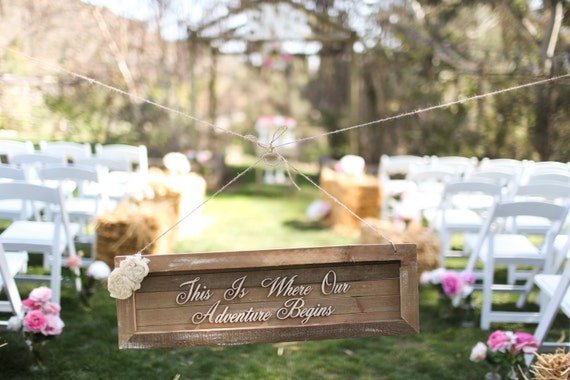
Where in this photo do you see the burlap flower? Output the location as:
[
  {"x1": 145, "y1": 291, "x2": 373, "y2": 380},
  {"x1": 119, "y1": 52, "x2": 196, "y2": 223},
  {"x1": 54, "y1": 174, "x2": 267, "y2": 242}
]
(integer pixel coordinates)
[{"x1": 107, "y1": 254, "x2": 151, "y2": 300}]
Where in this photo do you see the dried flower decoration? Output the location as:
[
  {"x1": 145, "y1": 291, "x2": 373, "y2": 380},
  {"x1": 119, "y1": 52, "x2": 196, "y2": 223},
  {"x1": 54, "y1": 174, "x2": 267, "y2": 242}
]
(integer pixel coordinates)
[{"x1": 107, "y1": 253, "x2": 150, "y2": 300}]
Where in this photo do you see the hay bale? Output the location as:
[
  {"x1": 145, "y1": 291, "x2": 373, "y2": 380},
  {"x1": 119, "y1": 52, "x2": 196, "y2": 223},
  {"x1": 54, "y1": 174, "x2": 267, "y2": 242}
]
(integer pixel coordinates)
[
  {"x1": 359, "y1": 218, "x2": 441, "y2": 276},
  {"x1": 95, "y1": 203, "x2": 175, "y2": 268},
  {"x1": 320, "y1": 167, "x2": 382, "y2": 229}
]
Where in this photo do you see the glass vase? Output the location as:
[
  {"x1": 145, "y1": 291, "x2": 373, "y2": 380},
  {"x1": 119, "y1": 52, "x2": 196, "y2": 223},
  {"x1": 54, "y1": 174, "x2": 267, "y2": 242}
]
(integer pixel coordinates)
[
  {"x1": 484, "y1": 368, "x2": 501, "y2": 380},
  {"x1": 25, "y1": 334, "x2": 47, "y2": 372},
  {"x1": 460, "y1": 296, "x2": 476, "y2": 327}
]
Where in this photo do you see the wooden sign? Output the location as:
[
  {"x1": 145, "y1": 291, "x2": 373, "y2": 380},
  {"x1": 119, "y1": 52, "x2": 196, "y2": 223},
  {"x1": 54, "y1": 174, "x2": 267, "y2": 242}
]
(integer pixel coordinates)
[{"x1": 115, "y1": 244, "x2": 418, "y2": 349}]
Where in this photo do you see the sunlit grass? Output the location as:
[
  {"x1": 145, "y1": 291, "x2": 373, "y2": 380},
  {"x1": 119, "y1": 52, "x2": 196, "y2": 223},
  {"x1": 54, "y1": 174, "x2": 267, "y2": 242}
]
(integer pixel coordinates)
[{"x1": 0, "y1": 169, "x2": 567, "y2": 379}]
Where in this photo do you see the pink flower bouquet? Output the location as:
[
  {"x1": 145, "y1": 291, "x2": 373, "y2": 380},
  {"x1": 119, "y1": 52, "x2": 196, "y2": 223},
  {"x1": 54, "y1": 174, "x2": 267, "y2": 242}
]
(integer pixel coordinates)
[
  {"x1": 470, "y1": 330, "x2": 539, "y2": 378},
  {"x1": 421, "y1": 268, "x2": 475, "y2": 307},
  {"x1": 7, "y1": 286, "x2": 64, "y2": 371}
]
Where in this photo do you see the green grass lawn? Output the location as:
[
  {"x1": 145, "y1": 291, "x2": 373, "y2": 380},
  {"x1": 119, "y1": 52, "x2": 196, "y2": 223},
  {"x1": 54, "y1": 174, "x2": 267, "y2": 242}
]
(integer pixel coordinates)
[{"x1": 0, "y1": 170, "x2": 567, "y2": 379}]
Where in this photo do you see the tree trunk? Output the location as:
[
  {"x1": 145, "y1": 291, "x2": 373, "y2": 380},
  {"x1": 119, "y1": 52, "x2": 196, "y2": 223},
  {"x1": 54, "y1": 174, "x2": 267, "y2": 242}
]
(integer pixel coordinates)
[{"x1": 532, "y1": 0, "x2": 564, "y2": 160}]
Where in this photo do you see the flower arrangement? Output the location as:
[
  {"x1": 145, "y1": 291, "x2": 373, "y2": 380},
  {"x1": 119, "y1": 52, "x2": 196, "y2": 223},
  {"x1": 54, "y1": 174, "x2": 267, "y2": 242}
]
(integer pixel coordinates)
[
  {"x1": 107, "y1": 253, "x2": 150, "y2": 300},
  {"x1": 7, "y1": 286, "x2": 64, "y2": 371},
  {"x1": 470, "y1": 330, "x2": 539, "y2": 379},
  {"x1": 421, "y1": 268, "x2": 475, "y2": 307},
  {"x1": 64, "y1": 255, "x2": 111, "y2": 307}
]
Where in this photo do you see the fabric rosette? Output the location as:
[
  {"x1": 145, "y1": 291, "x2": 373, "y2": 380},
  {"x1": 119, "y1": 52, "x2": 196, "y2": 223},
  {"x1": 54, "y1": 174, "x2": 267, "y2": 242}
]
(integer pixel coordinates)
[{"x1": 107, "y1": 253, "x2": 151, "y2": 299}]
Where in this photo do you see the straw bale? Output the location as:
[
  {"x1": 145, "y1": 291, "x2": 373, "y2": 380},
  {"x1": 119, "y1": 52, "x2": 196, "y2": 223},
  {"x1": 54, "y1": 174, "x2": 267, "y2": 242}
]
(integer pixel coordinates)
[
  {"x1": 530, "y1": 348, "x2": 570, "y2": 380},
  {"x1": 95, "y1": 203, "x2": 174, "y2": 268},
  {"x1": 359, "y1": 218, "x2": 440, "y2": 276},
  {"x1": 320, "y1": 167, "x2": 382, "y2": 229}
]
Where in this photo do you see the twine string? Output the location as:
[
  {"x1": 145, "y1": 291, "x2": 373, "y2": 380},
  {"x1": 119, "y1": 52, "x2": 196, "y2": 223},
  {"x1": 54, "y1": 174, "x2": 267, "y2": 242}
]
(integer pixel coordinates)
[{"x1": 7, "y1": 48, "x2": 570, "y2": 255}]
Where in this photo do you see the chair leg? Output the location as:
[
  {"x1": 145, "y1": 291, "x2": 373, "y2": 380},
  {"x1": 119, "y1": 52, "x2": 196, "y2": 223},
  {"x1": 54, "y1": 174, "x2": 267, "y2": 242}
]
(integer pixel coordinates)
[
  {"x1": 50, "y1": 249, "x2": 62, "y2": 305},
  {"x1": 480, "y1": 255, "x2": 494, "y2": 330}
]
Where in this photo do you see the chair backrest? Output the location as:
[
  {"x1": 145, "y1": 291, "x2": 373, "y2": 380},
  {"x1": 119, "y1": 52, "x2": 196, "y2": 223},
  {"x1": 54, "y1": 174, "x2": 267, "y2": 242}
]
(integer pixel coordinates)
[
  {"x1": 466, "y1": 201, "x2": 569, "y2": 273},
  {"x1": 40, "y1": 164, "x2": 104, "y2": 197},
  {"x1": 0, "y1": 164, "x2": 27, "y2": 181},
  {"x1": 524, "y1": 172, "x2": 570, "y2": 186},
  {"x1": 94, "y1": 143, "x2": 148, "y2": 176},
  {"x1": 430, "y1": 155, "x2": 478, "y2": 176},
  {"x1": 513, "y1": 182, "x2": 570, "y2": 205},
  {"x1": 0, "y1": 140, "x2": 34, "y2": 164},
  {"x1": 440, "y1": 180, "x2": 503, "y2": 209},
  {"x1": 378, "y1": 154, "x2": 428, "y2": 182},
  {"x1": 39, "y1": 141, "x2": 92, "y2": 163}
]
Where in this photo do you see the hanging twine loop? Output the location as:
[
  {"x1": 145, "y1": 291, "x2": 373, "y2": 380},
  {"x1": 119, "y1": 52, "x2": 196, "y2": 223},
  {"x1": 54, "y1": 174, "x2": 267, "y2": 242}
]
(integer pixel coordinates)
[{"x1": 245, "y1": 125, "x2": 301, "y2": 190}]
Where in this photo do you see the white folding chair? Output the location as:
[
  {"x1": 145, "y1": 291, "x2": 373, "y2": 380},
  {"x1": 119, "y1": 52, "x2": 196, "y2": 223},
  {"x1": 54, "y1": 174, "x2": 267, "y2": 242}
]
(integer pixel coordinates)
[
  {"x1": 0, "y1": 243, "x2": 27, "y2": 329},
  {"x1": 429, "y1": 155, "x2": 478, "y2": 177},
  {"x1": 464, "y1": 201, "x2": 569, "y2": 329},
  {"x1": 397, "y1": 166, "x2": 460, "y2": 225},
  {"x1": 378, "y1": 154, "x2": 428, "y2": 220},
  {"x1": 91, "y1": 144, "x2": 149, "y2": 201},
  {"x1": 39, "y1": 164, "x2": 114, "y2": 262},
  {"x1": 0, "y1": 164, "x2": 36, "y2": 221},
  {"x1": 525, "y1": 254, "x2": 570, "y2": 366},
  {"x1": 39, "y1": 141, "x2": 92, "y2": 163},
  {"x1": 0, "y1": 182, "x2": 81, "y2": 304},
  {"x1": 0, "y1": 140, "x2": 34, "y2": 164},
  {"x1": 94, "y1": 143, "x2": 148, "y2": 177},
  {"x1": 430, "y1": 179, "x2": 503, "y2": 267}
]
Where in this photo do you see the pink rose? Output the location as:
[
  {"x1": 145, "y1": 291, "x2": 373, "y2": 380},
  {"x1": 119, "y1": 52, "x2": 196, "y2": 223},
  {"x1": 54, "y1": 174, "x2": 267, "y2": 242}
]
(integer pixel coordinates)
[
  {"x1": 28, "y1": 286, "x2": 52, "y2": 306},
  {"x1": 441, "y1": 271, "x2": 463, "y2": 297},
  {"x1": 470, "y1": 342, "x2": 488, "y2": 362},
  {"x1": 23, "y1": 310, "x2": 47, "y2": 333},
  {"x1": 513, "y1": 332, "x2": 539, "y2": 354},
  {"x1": 460, "y1": 270, "x2": 476, "y2": 285},
  {"x1": 43, "y1": 302, "x2": 61, "y2": 316},
  {"x1": 42, "y1": 314, "x2": 65, "y2": 336},
  {"x1": 22, "y1": 298, "x2": 40, "y2": 311},
  {"x1": 487, "y1": 330, "x2": 513, "y2": 352},
  {"x1": 65, "y1": 255, "x2": 83, "y2": 271}
]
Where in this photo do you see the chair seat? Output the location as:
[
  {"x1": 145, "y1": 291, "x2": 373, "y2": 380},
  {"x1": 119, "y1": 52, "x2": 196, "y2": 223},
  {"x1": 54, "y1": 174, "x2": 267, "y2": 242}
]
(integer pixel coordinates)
[
  {"x1": 0, "y1": 221, "x2": 81, "y2": 251},
  {"x1": 466, "y1": 233, "x2": 543, "y2": 265},
  {"x1": 535, "y1": 274, "x2": 570, "y2": 316},
  {"x1": 0, "y1": 251, "x2": 28, "y2": 292},
  {"x1": 436, "y1": 209, "x2": 483, "y2": 231},
  {"x1": 510, "y1": 215, "x2": 552, "y2": 234},
  {"x1": 65, "y1": 197, "x2": 99, "y2": 217},
  {"x1": 0, "y1": 199, "x2": 30, "y2": 220}
]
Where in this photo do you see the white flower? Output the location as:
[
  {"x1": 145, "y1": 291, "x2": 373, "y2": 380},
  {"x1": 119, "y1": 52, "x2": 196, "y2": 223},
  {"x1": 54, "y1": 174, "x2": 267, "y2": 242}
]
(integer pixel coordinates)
[
  {"x1": 86, "y1": 260, "x2": 111, "y2": 280},
  {"x1": 7, "y1": 315, "x2": 22, "y2": 331},
  {"x1": 107, "y1": 254, "x2": 150, "y2": 300},
  {"x1": 107, "y1": 269, "x2": 138, "y2": 300},
  {"x1": 470, "y1": 342, "x2": 487, "y2": 362},
  {"x1": 119, "y1": 254, "x2": 150, "y2": 283}
]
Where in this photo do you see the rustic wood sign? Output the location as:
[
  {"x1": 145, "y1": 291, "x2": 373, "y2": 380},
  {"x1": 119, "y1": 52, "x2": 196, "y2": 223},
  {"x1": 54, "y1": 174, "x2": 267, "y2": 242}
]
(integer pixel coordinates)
[{"x1": 115, "y1": 244, "x2": 419, "y2": 349}]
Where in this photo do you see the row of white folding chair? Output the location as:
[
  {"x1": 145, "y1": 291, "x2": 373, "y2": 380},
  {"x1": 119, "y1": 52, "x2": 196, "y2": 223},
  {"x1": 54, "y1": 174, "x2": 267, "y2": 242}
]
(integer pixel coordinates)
[
  {"x1": 0, "y1": 181, "x2": 81, "y2": 305},
  {"x1": 463, "y1": 201, "x2": 569, "y2": 329},
  {"x1": 430, "y1": 179, "x2": 504, "y2": 267},
  {"x1": 0, "y1": 162, "x2": 111, "y2": 264}
]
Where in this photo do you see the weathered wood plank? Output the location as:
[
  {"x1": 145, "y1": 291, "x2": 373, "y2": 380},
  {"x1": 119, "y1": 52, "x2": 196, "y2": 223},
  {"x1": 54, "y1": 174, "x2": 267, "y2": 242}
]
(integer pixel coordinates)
[{"x1": 115, "y1": 244, "x2": 418, "y2": 349}]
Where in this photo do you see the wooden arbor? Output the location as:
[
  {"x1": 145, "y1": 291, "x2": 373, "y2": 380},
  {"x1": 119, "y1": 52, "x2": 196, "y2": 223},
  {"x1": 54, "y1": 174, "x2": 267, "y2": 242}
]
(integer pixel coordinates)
[{"x1": 186, "y1": 0, "x2": 360, "y2": 152}]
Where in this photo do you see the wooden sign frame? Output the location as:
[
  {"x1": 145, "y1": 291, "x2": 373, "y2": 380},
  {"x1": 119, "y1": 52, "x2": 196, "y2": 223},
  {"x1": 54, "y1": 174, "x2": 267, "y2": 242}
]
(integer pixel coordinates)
[{"x1": 115, "y1": 244, "x2": 418, "y2": 349}]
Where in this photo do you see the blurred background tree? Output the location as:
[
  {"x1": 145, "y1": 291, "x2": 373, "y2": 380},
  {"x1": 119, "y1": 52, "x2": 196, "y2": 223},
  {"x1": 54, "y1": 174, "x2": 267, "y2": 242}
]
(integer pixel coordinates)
[{"x1": 0, "y1": 0, "x2": 569, "y2": 164}]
